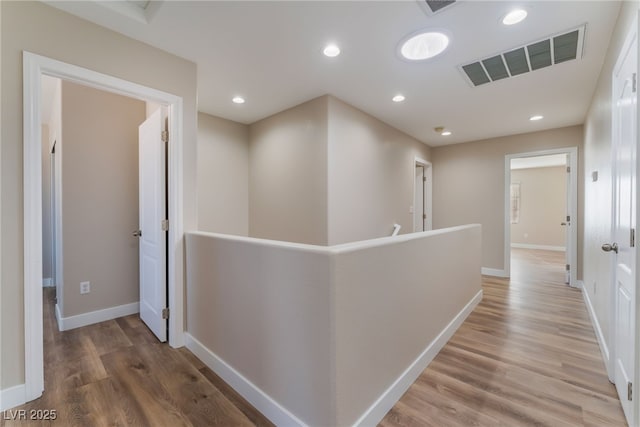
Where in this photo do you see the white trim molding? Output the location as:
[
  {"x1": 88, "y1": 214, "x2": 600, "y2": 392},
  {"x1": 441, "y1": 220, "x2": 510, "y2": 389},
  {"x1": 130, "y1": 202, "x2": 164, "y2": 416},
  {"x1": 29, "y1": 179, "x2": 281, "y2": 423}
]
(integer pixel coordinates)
[
  {"x1": 582, "y1": 286, "x2": 611, "y2": 380},
  {"x1": 0, "y1": 385, "x2": 27, "y2": 412},
  {"x1": 504, "y1": 147, "x2": 578, "y2": 286},
  {"x1": 481, "y1": 267, "x2": 509, "y2": 278},
  {"x1": 22, "y1": 51, "x2": 186, "y2": 407},
  {"x1": 354, "y1": 290, "x2": 482, "y2": 426},
  {"x1": 187, "y1": 290, "x2": 482, "y2": 427},
  {"x1": 56, "y1": 302, "x2": 139, "y2": 332},
  {"x1": 510, "y1": 243, "x2": 566, "y2": 252},
  {"x1": 186, "y1": 334, "x2": 307, "y2": 427}
]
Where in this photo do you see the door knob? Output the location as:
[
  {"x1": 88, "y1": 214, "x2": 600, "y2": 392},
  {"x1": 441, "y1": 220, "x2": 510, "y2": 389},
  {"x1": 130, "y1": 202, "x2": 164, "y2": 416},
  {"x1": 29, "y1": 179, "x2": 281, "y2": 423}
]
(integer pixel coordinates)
[
  {"x1": 561, "y1": 222, "x2": 567, "y2": 226},
  {"x1": 132, "y1": 230, "x2": 142, "y2": 237},
  {"x1": 602, "y1": 243, "x2": 618, "y2": 253}
]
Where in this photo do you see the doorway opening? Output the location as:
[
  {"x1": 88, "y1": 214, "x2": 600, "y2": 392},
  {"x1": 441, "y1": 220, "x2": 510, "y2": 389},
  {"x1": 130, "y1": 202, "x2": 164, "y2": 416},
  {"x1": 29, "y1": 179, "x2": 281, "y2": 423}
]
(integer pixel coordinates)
[
  {"x1": 504, "y1": 148, "x2": 578, "y2": 287},
  {"x1": 413, "y1": 157, "x2": 433, "y2": 232},
  {"x1": 23, "y1": 52, "x2": 185, "y2": 403}
]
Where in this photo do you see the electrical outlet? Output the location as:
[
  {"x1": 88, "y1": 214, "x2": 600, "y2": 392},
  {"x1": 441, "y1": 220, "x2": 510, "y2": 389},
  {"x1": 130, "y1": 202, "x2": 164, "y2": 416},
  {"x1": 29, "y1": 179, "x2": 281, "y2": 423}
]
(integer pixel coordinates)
[{"x1": 80, "y1": 281, "x2": 91, "y2": 295}]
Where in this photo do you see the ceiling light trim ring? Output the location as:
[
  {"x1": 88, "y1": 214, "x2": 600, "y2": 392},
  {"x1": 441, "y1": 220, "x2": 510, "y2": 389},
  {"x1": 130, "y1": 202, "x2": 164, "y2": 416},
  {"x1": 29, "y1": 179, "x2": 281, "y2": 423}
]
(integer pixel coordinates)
[{"x1": 397, "y1": 28, "x2": 452, "y2": 62}]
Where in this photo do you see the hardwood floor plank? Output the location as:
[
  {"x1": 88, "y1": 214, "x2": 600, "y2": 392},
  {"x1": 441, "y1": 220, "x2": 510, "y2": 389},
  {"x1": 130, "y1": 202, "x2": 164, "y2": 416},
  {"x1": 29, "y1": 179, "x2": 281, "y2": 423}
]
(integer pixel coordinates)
[
  {"x1": 380, "y1": 249, "x2": 626, "y2": 427},
  {"x1": 134, "y1": 343, "x2": 255, "y2": 427},
  {"x1": 6, "y1": 249, "x2": 626, "y2": 426}
]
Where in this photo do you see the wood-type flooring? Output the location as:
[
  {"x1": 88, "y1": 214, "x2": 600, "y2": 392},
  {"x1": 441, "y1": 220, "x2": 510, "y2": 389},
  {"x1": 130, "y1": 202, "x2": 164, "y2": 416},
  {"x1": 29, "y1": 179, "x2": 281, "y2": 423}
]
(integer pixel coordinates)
[{"x1": 2, "y1": 248, "x2": 626, "y2": 426}]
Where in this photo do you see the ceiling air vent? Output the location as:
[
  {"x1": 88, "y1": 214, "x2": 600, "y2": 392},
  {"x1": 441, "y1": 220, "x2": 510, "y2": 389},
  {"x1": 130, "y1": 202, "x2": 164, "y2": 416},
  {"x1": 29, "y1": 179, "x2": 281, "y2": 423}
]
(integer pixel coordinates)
[
  {"x1": 459, "y1": 25, "x2": 586, "y2": 87},
  {"x1": 419, "y1": 0, "x2": 457, "y2": 15}
]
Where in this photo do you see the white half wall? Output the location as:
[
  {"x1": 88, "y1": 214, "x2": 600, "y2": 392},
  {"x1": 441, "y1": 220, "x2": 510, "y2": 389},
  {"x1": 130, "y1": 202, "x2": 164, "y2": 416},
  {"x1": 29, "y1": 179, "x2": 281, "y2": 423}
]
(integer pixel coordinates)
[{"x1": 185, "y1": 224, "x2": 482, "y2": 426}]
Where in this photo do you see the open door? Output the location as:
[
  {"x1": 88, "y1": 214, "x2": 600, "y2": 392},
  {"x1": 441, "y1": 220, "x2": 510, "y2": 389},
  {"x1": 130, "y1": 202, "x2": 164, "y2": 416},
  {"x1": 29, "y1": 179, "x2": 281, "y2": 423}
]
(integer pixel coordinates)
[
  {"x1": 415, "y1": 165, "x2": 425, "y2": 232},
  {"x1": 137, "y1": 109, "x2": 168, "y2": 342},
  {"x1": 606, "y1": 24, "x2": 637, "y2": 426},
  {"x1": 563, "y1": 154, "x2": 571, "y2": 284}
]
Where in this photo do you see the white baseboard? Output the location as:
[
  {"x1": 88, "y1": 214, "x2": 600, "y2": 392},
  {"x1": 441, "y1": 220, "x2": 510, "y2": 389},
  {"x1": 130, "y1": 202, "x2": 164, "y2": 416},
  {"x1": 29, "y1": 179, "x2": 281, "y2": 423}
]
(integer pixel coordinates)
[
  {"x1": 42, "y1": 278, "x2": 54, "y2": 287},
  {"x1": 56, "y1": 302, "x2": 139, "y2": 331},
  {"x1": 0, "y1": 384, "x2": 26, "y2": 412},
  {"x1": 354, "y1": 289, "x2": 483, "y2": 427},
  {"x1": 582, "y1": 286, "x2": 611, "y2": 380},
  {"x1": 481, "y1": 267, "x2": 508, "y2": 278},
  {"x1": 187, "y1": 291, "x2": 483, "y2": 427},
  {"x1": 185, "y1": 334, "x2": 306, "y2": 427},
  {"x1": 511, "y1": 243, "x2": 566, "y2": 252}
]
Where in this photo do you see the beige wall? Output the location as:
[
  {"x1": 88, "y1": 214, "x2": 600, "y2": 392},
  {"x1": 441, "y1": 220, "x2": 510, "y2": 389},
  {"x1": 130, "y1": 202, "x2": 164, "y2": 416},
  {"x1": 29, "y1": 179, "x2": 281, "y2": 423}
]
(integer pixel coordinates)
[
  {"x1": 197, "y1": 113, "x2": 249, "y2": 236},
  {"x1": 244, "y1": 95, "x2": 430, "y2": 246},
  {"x1": 583, "y1": 2, "x2": 639, "y2": 353},
  {"x1": 249, "y1": 96, "x2": 329, "y2": 245},
  {"x1": 511, "y1": 166, "x2": 567, "y2": 248},
  {"x1": 61, "y1": 81, "x2": 145, "y2": 317},
  {"x1": 327, "y1": 96, "x2": 431, "y2": 245},
  {"x1": 1, "y1": 1, "x2": 197, "y2": 389},
  {"x1": 431, "y1": 125, "x2": 584, "y2": 274}
]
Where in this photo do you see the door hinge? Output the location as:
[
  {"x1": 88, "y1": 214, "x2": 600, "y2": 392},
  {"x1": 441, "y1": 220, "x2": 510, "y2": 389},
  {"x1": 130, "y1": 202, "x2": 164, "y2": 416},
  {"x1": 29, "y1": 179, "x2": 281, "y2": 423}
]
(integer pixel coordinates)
[
  {"x1": 628, "y1": 381, "x2": 633, "y2": 401},
  {"x1": 161, "y1": 130, "x2": 169, "y2": 143},
  {"x1": 423, "y1": 176, "x2": 426, "y2": 182},
  {"x1": 566, "y1": 166, "x2": 571, "y2": 173},
  {"x1": 162, "y1": 307, "x2": 170, "y2": 320},
  {"x1": 566, "y1": 264, "x2": 570, "y2": 271},
  {"x1": 423, "y1": 214, "x2": 427, "y2": 220},
  {"x1": 161, "y1": 219, "x2": 169, "y2": 231},
  {"x1": 631, "y1": 228, "x2": 636, "y2": 248},
  {"x1": 633, "y1": 73, "x2": 637, "y2": 93}
]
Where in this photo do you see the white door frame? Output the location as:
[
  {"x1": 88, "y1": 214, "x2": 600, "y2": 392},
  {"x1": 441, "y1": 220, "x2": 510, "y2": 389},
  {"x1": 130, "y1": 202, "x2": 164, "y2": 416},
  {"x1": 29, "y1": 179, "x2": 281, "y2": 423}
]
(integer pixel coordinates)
[
  {"x1": 413, "y1": 157, "x2": 433, "y2": 231},
  {"x1": 504, "y1": 147, "x2": 578, "y2": 285},
  {"x1": 23, "y1": 51, "x2": 185, "y2": 402}
]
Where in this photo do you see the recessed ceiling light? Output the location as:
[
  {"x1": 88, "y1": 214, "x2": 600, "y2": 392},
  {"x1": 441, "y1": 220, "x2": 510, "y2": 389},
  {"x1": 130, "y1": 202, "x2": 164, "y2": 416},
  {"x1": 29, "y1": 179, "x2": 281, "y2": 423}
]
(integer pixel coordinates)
[
  {"x1": 232, "y1": 96, "x2": 245, "y2": 104},
  {"x1": 502, "y1": 9, "x2": 528, "y2": 26},
  {"x1": 529, "y1": 115, "x2": 543, "y2": 121},
  {"x1": 400, "y1": 31, "x2": 449, "y2": 61},
  {"x1": 392, "y1": 94, "x2": 405, "y2": 102},
  {"x1": 441, "y1": 131, "x2": 452, "y2": 136},
  {"x1": 323, "y1": 44, "x2": 341, "y2": 57}
]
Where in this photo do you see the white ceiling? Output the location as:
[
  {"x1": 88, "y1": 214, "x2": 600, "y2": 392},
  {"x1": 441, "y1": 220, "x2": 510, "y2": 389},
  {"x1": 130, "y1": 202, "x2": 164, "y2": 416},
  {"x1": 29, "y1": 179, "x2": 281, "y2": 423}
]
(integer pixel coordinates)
[{"x1": 46, "y1": 1, "x2": 621, "y2": 147}]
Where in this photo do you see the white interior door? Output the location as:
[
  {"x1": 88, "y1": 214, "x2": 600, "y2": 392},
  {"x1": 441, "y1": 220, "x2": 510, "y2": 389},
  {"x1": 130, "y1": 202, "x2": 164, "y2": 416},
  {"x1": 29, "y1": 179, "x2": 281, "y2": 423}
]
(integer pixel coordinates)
[
  {"x1": 610, "y1": 29, "x2": 637, "y2": 426},
  {"x1": 138, "y1": 109, "x2": 167, "y2": 342},
  {"x1": 564, "y1": 155, "x2": 571, "y2": 284},
  {"x1": 414, "y1": 165, "x2": 425, "y2": 232}
]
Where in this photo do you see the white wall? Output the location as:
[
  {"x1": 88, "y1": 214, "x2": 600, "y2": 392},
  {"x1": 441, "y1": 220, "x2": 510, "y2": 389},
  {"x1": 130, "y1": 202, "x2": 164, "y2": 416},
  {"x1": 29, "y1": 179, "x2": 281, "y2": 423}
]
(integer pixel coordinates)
[
  {"x1": 185, "y1": 225, "x2": 481, "y2": 426},
  {"x1": 327, "y1": 96, "x2": 431, "y2": 245},
  {"x1": 197, "y1": 113, "x2": 249, "y2": 236},
  {"x1": 582, "y1": 2, "x2": 639, "y2": 363}
]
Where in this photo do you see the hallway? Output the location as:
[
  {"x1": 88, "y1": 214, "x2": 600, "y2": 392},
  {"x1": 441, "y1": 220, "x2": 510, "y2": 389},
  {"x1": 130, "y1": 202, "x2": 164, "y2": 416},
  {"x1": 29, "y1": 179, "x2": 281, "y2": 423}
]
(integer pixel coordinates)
[
  {"x1": 380, "y1": 249, "x2": 626, "y2": 426},
  {"x1": 3, "y1": 250, "x2": 626, "y2": 426}
]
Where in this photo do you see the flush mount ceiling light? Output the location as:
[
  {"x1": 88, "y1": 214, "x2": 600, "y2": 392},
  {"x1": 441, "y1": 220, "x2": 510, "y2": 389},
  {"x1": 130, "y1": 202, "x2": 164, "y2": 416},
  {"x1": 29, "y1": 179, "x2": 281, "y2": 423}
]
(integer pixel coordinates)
[
  {"x1": 400, "y1": 31, "x2": 449, "y2": 61},
  {"x1": 232, "y1": 96, "x2": 245, "y2": 104},
  {"x1": 434, "y1": 126, "x2": 451, "y2": 136},
  {"x1": 502, "y1": 9, "x2": 528, "y2": 26},
  {"x1": 323, "y1": 44, "x2": 341, "y2": 57},
  {"x1": 529, "y1": 115, "x2": 543, "y2": 121},
  {"x1": 392, "y1": 94, "x2": 406, "y2": 102}
]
